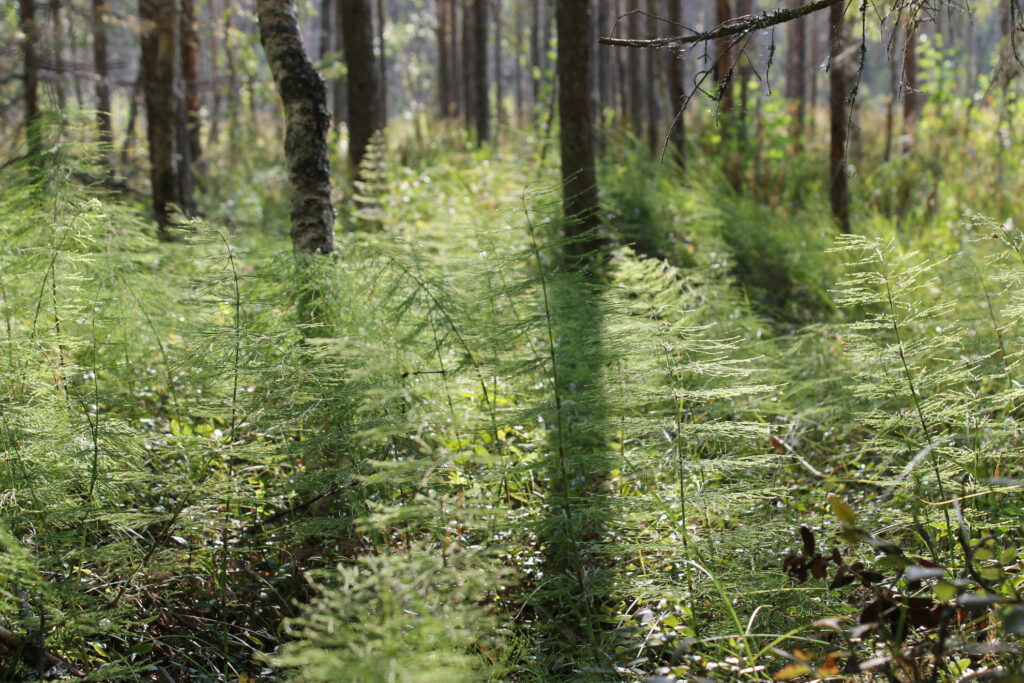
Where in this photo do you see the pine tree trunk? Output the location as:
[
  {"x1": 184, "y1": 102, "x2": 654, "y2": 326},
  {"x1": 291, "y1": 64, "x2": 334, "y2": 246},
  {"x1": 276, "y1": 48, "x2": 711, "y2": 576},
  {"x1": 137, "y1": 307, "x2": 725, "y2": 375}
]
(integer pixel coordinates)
[
  {"x1": 714, "y1": 0, "x2": 734, "y2": 142},
  {"x1": 474, "y1": 0, "x2": 489, "y2": 144},
  {"x1": 51, "y1": 0, "x2": 67, "y2": 110},
  {"x1": 20, "y1": 0, "x2": 42, "y2": 159},
  {"x1": 557, "y1": 0, "x2": 599, "y2": 249},
  {"x1": 140, "y1": 0, "x2": 183, "y2": 232},
  {"x1": 92, "y1": 0, "x2": 113, "y2": 165},
  {"x1": 646, "y1": 1, "x2": 660, "y2": 155},
  {"x1": 376, "y1": 0, "x2": 387, "y2": 124},
  {"x1": 333, "y1": 0, "x2": 347, "y2": 127},
  {"x1": 340, "y1": 0, "x2": 380, "y2": 174},
  {"x1": 667, "y1": 0, "x2": 686, "y2": 165},
  {"x1": 461, "y1": 0, "x2": 474, "y2": 129},
  {"x1": 181, "y1": 0, "x2": 202, "y2": 169},
  {"x1": 437, "y1": 0, "x2": 451, "y2": 117},
  {"x1": 531, "y1": 0, "x2": 541, "y2": 118},
  {"x1": 829, "y1": 0, "x2": 850, "y2": 233},
  {"x1": 494, "y1": 0, "x2": 503, "y2": 130},
  {"x1": 256, "y1": 0, "x2": 335, "y2": 254},
  {"x1": 786, "y1": 0, "x2": 807, "y2": 142},
  {"x1": 901, "y1": 15, "x2": 922, "y2": 152}
]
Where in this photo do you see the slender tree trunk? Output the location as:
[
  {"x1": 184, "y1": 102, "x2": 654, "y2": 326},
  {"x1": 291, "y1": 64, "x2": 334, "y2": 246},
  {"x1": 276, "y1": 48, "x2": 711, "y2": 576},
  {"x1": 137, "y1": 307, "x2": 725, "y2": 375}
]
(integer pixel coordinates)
[
  {"x1": 513, "y1": 0, "x2": 523, "y2": 122},
  {"x1": 376, "y1": 0, "x2": 387, "y2": 124},
  {"x1": 333, "y1": 0, "x2": 347, "y2": 127},
  {"x1": 474, "y1": 0, "x2": 489, "y2": 144},
  {"x1": 437, "y1": 0, "x2": 451, "y2": 118},
  {"x1": 786, "y1": 0, "x2": 807, "y2": 143},
  {"x1": 51, "y1": 0, "x2": 67, "y2": 110},
  {"x1": 141, "y1": 0, "x2": 184, "y2": 232},
  {"x1": 829, "y1": 0, "x2": 850, "y2": 233},
  {"x1": 667, "y1": 0, "x2": 686, "y2": 165},
  {"x1": 207, "y1": 0, "x2": 223, "y2": 147},
  {"x1": 223, "y1": 4, "x2": 240, "y2": 164},
  {"x1": 557, "y1": 0, "x2": 600, "y2": 249},
  {"x1": 531, "y1": 0, "x2": 541, "y2": 119},
  {"x1": 256, "y1": 0, "x2": 334, "y2": 254},
  {"x1": 181, "y1": 0, "x2": 202, "y2": 169},
  {"x1": 461, "y1": 0, "x2": 474, "y2": 129},
  {"x1": 714, "y1": 0, "x2": 734, "y2": 141},
  {"x1": 92, "y1": 0, "x2": 114, "y2": 166},
  {"x1": 340, "y1": 0, "x2": 380, "y2": 173},
  {"x1": 883, "y1": 29, "x2": 898, "y2": 162},
  {"x1": 20, "y1": 0, "x2": 42, "y2": 159},
  {"x1": 495, "y1": 0, "x2": 503, "y2": 130},
  {"x1": 809, "y1": 9, "x2": 819, "y2": 135},
  {"x1": 901, "y1": 14, "x2": 922, "y2": 152},
  {"x1": 121, "y1": 76, "x2": 142, "y2": 166},
  {"x1": 646, "y1": 2, "x2": 660, "y2": 154},
  {"x1": 628, "y1": 8, "x2": 643, "y2": 138}
]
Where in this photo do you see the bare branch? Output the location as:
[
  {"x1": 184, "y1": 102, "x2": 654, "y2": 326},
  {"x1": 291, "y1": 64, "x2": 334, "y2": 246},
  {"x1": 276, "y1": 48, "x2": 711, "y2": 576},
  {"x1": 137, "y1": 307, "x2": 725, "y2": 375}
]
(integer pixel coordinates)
[{"x1": 598, "y1": 0, "x2": 843, "y2": 49}]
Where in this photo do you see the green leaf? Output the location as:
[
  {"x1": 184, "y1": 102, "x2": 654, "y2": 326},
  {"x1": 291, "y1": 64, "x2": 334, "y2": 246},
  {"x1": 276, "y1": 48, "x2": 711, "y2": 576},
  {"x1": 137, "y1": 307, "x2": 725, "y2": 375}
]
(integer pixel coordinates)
[
  {"x1": 828, "y1": 495, "x2": 857, "y2": 525},
  {"x1": 934, "y1": 581, "x2": 956, "y2": 602}
]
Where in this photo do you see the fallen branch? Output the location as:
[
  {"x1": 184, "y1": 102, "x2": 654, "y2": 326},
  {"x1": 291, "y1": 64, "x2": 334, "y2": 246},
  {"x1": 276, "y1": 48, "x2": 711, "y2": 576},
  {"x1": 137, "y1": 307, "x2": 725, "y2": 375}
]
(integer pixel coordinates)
[
  {"x1": 599, "y1": 0, "x2": 843, "y2": 49},
  {"x1": 0, "y1": 622, "x2": 85, "y2": 678}
]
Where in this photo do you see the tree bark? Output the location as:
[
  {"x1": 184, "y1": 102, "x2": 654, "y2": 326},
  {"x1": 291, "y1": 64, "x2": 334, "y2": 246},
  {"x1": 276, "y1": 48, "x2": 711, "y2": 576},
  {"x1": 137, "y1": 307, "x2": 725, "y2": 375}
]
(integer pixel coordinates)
[
  {"x1": 51, "y1": 0, "x2": 67, "y2": 110},
  {"x1": 474, "y1": 0, "x2": 490, "y2": 144},
  {"x1": 495, "y1": 0, "x2": 503, "y2": 130},
  {"x1": 828, "y1": 0, "x2": 850, "y2": 233},
  {"x1": 646, "y1": 1, "x2": 660, "y2": 154},
  {"x1": 786, "y1": 0, "x2": 807, "y2": 142},
  {"x1": 340, "y1": 0, "x2": 380, "y2": 174},
  {"x1": 256, "y1": 0, "x2": 335, "y2": 254},
  {"x1": 667, "y1": 0, "x2": 686, "y2": 165},
  {"x1": 557, "y1": 0, "x2": 600, "y2": 249},
  {"x1": 714, "y1": 0, "x2": 735, "y2": 141},
  {"x1": 437, "y1": 0, "x2": 451, "y2": 117},
  {"x1": 376, "y1": 0, "x2": 387, "y2": 124},
  {"x1": 92, "y1": 0, "x2": 114, "y2": 166},
  {"x1": 333, "y1": 0, "x2": 347, "y2": 127},
  {"x1": 20, "y1": 0, "x2": 42, "y2": 159},
  {"x1": 531, "y1": 0, "x2": 541, "y2": 118},
  {"x1": 901, "y1": 14, "x2": 923, "y2": 152},
  {"x1": 181, "y1": 0, "x2": 202, "y2": 169},
  {"x1": 141, "y1": 0, "x2": 187, "y2": 232}
]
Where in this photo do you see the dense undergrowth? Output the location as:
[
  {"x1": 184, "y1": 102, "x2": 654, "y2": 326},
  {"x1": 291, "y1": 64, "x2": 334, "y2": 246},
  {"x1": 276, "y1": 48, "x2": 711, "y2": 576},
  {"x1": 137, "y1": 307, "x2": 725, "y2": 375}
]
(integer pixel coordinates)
[{"x1": 1, "y1": 91, "x2": 1023, "y2": 682}]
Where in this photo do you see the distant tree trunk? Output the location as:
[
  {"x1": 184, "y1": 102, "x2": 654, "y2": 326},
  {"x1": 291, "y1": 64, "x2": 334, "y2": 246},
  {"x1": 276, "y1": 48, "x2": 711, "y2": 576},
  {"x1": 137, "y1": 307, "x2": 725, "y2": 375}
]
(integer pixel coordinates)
[
  {"x1": 901, "y1": 15, "x2": 922, "y2": 152},
  {"x1": 495, "y1": 0, "x2": 503, "y2": 130},
  {"x1": 320, "y1": 0, "x2": 333, "y2": 110},
  {"x1": 461, "y1": 0, "x2": 474, "y2": 128},
  {"x1": 333, "y1": 0, "x2": 347, "y2": 128},
  {"x1": 437, "y1": 0, "x2": 452, "y2": 117},
  {"x1": 714, "y1": 0, "x2": 734, "y2": 141},
  {"x1": 596, "y1": 0, "x2": 607, "y2": 114},
  {"x1": 376, "y1": 0, "x2": 387, "y2": 124},
  {"x1": 557, "y1": 0, "x2": 600, "y2": 250},
  {"x1": 340, "y1": 0, "x2": 380, "y2": 174},
  {"x1": 531, "y1": 0, "x2": 541, "y2": 118},
  {"x1": 121, "y1": 76, "x2": 142, "y2": 166},
  {"x1": 474, "y1": 0, "x2": 489, "y2": 144},
  {"x1": 51, "y1": 0, "x2": 67, "y2": 110},
  {"x1": 256, "y1": 0, "x2": 334, "y2": 254},
  {"x1": 735, "y1": 0, "x2": 753, "y2": 147},
  {"x1": 786, "y1": 0, "x2": 807, "y2": 142},
  {"x1": 223, "y1": 5, "x2": 240, "y2": 164},
  {"x1": 628, "y1": 9, "x2": 643, "y2": 137},
  {"x1": 181, "y1": 0, "x2": 202, "y2": 169},
  {"x1": 92, "y1": 0, "x2": 114, "y2": 165},
  {"x1": 141, "y1": 0, "x2": 192, "y2": 233},
  {"x1": 667, "y1": 0, "x2": 686, "y2": 165},
  {"x1": 20, "y1": 0, "x2": 42, "y2": 159},
  {"x1": 207, "y1": 0, "x2": 222, "y2": 146},
  {"x1": 883, "y1": 29, "x2": 898, "y2": 162},
  {"x1": 829, "y1": 0, "x2": 850, "y2": 233},
  {"x1": 513, "y1": 0, "x2": 523, "y2": 122},
  {"x1": 808, "y1": 9, "x2": 819, "y2": 135},
  {"x1": 646, "y1": 2, "x2": 660, "y2": 154}
]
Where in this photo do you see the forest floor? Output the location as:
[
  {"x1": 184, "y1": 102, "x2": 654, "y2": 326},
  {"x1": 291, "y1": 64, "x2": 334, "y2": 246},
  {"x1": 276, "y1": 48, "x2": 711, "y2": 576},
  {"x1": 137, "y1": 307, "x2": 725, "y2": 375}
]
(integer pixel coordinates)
[{"x1": 1, "y1": 115, "x2": 1023, "y2": 681}]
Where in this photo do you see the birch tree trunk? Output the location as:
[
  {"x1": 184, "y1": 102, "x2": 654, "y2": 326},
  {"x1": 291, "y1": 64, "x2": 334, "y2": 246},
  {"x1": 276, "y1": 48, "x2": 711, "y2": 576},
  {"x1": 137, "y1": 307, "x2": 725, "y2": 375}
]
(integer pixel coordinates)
[{"x1": 256, "y1": 0, "x2": 335, "y2": 254}]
